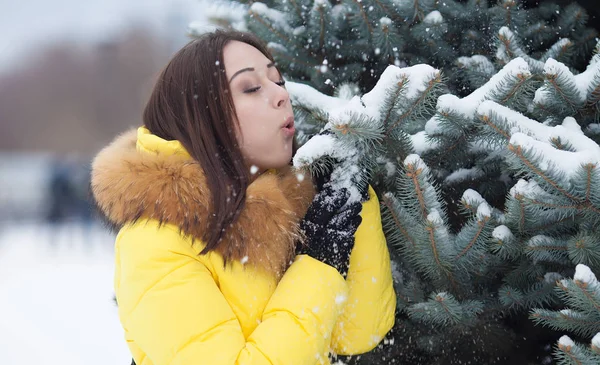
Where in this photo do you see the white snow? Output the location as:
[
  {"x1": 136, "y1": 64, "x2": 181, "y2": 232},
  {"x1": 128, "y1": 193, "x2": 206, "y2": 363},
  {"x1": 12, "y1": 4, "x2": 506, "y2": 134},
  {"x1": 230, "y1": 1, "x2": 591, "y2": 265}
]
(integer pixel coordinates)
[
  {"x1": 574, "y1": 264, "x2": 598, "y2": 285},
  {"x1": 424, "y1": 115, "x2": 441, "y2": 134},
  {"x1": 462, "y1": 189, "x2": 485, "y2": 206},
  {"x1": 423, "y1": 11, "x2": 443, "y2": 24},
  {"x1": 542, "y1": 59, "x2": 587, "y2": 101},
  {"x1": 187, "y1": 21, "x2": 220, "y2": 35},
  {"x1": 330, "y1": 162, "x2": 364, "y2": 203},
  {"x1": 404, "y1": 154, "x2": 432, "y2": 176},
  {"x1": 0, "y1": 221, "x2": 130, "y2": 365},
  {"x1": 390, "y1": 260, "x2": 403, "y2": 284},
  {"x1": 543, "y1": 38, "x2": 572, "y2": 62},
  {"x1": 476, "y1": 100, "x2": 600, "y2": 178},
  {"x1": 591, "y1": 332, "x2": 600, "y2": 349},
  {"x1": 457, "y1": 55, "x2": 495, "y2": 75},
  {"x1": 510, "y1": 179, "x2": 545, "y2": 198},
  {"x1": 544, "y1": 272, "x2": 562, "y2": 283},
  {"x1": 293, "y1": 26, "x2": 306, "y2": 36},
  {"x1": 587, "y1": 124, "x2": 600, "y2": 135},
  {"x1": 509, "y1": 132, "x2": 599, "y2": 177},
  {"x1": 293, "y1": 130, "x2": 364, "y2": 203},
  {"x1": 435, "y1": 292, "x2": 450, "y2": 301},
  {"x1": 249, "y1": 3, "x2": 292, "y2": 33},
  {"x1": 267, "y1": 42, "x2": 288, "y2": 54},
  {"x1": 427, "y1": 209, "x2": 444, "y2": 225},
  {"x1": 380, "y1": 17, "x2": 392, "y2": 26},
  {"x1": 496, "y1": 27, "x2": 544, "y2": 73},
  {"x1": 403, "y1": 154, "x2": 445, "y2": 215},
  {"x1": 561, "y1": 117, "x2": 582, "y2": 133},
  {"x1": 575, "y1": 53, "x2": 600, "y2": 96},
  {"x1": 492, "y1": 225, "x2": 513, "y2": 241},
  {"x1": 293, "y1": 133, "x2": 337, "y2": 167},
  {"x1": 558, "y1": 335, "x2": 575, "y2": 348},
  {"x1": 476, "y1": 202, "x2": 492, "y2": 220},
  {"x1": 444, "y1": 167, "x2": 484, "y2": 184},
  {"x1": 410, "y1": 131, "x2": 439, "y2": 154},
  {"x1": 335, "y1": 294, "x2": 348, "y2": 305},
  {"x1": 376, "y1": 157, "x2": 397, "y2": 178},
  {"x1": 286, "y1": 81, "x2": 347, "y2": 113},
  {"x1": 535, "y1": 56, "x2": 600, "y2": 107},
  {"x1": 361, "y1": 64, "x2": 440, "y2": 121},
  {"x1": 425, "y1": 57, "x2": 530, "y2": 138},
  {"x1": 188, "y1": 1, "x2": 247, "y2": 33},
  {"x1": 560, "y1": 309, "x2": 575, "y2": 316},
  {"x1": 336, "y1": 83, "x2": 359, "y2": 100}
]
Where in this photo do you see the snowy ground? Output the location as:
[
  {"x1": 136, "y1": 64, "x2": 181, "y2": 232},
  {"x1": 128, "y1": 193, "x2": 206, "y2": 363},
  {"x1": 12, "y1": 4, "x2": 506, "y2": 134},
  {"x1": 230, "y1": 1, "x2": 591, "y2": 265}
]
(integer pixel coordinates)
[{"x1": 0, "y1": 220, "x2": 131, "y2": 364}]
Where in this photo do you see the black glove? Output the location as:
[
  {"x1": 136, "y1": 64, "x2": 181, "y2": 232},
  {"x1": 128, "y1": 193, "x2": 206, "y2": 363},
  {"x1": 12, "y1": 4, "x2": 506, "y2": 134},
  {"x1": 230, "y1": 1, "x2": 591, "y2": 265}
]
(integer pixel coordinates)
[{"x1": 297, "y1": 185, "x2": 363, "y2": 278}]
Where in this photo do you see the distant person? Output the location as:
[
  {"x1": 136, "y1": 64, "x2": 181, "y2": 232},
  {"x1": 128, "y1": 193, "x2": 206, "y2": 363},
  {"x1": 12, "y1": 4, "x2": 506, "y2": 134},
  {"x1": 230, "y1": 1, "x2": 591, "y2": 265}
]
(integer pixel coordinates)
[
  {"x1": 46, "y1": 160, "x2": 74, "y2": 223},
  {"x1": 46, "y1": 159, "x2": 93, "y2": 223},
  {"x1": 91, "y1": 29, "x2": 395, "y2": 365}
]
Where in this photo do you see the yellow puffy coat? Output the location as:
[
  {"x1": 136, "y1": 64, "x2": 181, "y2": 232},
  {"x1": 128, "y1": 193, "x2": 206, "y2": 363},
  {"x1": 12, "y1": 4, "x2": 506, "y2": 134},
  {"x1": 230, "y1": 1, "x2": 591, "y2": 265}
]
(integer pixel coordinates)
[{"x1": 91, "y1": 127, "x2": 396, "y2": 365}]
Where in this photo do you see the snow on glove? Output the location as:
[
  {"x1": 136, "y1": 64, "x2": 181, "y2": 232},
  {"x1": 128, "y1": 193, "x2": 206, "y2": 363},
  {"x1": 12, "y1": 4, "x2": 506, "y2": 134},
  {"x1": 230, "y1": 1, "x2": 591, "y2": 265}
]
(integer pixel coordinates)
[{"x1": 297, "y1": 185, "x2": 363, "y2": 278}]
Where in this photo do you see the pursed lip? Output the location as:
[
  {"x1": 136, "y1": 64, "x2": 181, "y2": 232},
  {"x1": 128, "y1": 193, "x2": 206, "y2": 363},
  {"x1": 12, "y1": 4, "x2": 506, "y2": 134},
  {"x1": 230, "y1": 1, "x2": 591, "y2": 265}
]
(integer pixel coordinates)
[
  {"x1": 281, "y1": 116, "x2": 295, "y2": 137},
  {"x1": 281, "y1": 116, "x2": 295, "y2": 129}
]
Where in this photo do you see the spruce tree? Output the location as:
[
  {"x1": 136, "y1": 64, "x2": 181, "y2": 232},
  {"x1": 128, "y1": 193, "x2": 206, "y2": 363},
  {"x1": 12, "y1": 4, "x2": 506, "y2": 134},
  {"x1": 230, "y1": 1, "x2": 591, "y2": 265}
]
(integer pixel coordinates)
[
  {"x1": 531, "y1": 264, "x2": 600, "y2": 365},
  {"x1": 191, "y1": 1, "x2": 600, "y2": 363}
]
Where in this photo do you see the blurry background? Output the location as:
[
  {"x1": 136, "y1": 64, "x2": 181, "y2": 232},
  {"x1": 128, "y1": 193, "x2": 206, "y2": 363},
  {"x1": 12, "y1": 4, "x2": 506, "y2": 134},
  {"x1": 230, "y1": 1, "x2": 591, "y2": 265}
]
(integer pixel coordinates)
[
  {"x1": 0, "y1": 0, "x2": 209, "y2": 363},
  {"x1": 1, "y1": 0, "x2": 599, "y2": 364}
]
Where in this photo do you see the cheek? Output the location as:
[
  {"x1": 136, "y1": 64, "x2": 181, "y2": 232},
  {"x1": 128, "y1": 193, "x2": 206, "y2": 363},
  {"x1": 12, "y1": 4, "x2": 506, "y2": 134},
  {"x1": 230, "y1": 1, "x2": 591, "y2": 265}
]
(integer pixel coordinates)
[{"x1": 235, "y1": 107, "x2": 265, "y2": 146}]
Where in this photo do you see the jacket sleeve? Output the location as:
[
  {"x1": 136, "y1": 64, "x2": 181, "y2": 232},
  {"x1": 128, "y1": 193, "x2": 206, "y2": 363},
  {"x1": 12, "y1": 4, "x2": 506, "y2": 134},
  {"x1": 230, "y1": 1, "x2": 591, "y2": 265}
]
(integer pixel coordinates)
[
  {"x1": 330, "y1": 185, "x2": 396, "y2": 355},
  {"x1": 115, "y1": 221, "x2": 348, "y2": 365}
]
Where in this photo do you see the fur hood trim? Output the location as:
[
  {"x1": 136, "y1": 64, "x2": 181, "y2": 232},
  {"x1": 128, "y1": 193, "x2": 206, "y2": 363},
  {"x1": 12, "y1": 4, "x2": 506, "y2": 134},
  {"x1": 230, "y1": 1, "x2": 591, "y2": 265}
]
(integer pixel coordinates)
[{"x1": 91, "y1": 129, "x2": 315, "y2": 276}]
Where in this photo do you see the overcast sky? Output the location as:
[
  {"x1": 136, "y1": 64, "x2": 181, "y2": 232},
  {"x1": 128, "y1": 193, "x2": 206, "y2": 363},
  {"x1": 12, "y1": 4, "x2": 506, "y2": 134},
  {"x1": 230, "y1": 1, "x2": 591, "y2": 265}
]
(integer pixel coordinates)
[{"x1": 0, "y1": 0, "x2": 209, "y2": 72}]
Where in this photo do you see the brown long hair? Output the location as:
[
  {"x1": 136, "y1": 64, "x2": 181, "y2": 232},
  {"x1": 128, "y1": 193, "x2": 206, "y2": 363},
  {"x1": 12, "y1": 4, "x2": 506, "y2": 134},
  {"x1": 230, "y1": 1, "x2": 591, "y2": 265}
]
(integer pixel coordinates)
[{"x1": 143, "y1": 29, "x2": 295, "y2": 254}]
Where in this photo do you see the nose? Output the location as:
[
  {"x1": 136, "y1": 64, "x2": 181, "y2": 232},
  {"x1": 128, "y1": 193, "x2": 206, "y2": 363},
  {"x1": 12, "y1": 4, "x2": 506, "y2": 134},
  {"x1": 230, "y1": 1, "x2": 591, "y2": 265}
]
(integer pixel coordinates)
[{"x1": 274, "y1": 84, "x2": 289, "y2": 109}]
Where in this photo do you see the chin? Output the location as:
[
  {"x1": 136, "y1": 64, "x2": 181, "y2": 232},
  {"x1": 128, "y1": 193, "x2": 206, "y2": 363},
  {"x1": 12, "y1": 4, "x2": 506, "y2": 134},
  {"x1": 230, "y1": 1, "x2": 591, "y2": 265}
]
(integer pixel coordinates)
[{"x1": 270, "y1": 155, "x2": 293, "y2": 170}]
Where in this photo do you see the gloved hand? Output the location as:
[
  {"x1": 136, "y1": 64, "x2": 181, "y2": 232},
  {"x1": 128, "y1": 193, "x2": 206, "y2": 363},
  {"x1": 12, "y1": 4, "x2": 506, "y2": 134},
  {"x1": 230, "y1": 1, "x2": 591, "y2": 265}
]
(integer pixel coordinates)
[{"x1": 297, "y1": 185, "x2": 363, "y2": 278}]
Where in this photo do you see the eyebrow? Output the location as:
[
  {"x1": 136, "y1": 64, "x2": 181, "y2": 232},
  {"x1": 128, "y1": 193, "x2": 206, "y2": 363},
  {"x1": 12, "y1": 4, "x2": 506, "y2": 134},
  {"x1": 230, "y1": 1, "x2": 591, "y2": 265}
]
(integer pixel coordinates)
[{"x1": 229, "y1": 62, "x2": 276, "y2": 83}]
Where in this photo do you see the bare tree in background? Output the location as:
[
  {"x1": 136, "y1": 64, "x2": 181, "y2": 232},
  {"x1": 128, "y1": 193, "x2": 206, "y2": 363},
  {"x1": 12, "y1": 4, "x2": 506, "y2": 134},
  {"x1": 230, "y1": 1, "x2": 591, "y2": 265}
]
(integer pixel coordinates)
[{"x1": 0, "y1": 24, "x2": 178, "y2": 156}]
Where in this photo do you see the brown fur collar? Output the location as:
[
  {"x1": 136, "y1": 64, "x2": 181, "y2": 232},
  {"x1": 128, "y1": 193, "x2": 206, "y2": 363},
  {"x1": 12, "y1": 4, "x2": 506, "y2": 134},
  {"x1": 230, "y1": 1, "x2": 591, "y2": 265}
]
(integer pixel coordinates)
[{"x1": 91, "y1": 129, "x2": 316, "y2": 276}]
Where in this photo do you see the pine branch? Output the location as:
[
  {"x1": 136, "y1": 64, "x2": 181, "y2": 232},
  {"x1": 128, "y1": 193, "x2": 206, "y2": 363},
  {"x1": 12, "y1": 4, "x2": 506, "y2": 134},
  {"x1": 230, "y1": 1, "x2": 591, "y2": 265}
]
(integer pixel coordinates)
[
  {"x1": 490, "y1": 225, "x2": 521, "y2": 260},
  {"x1": 344, "y1": 0, "x2": 374, "y2": 38},
  {"x1": 285, "y1": 0, "x2": 304, "y2": 23},
  {"x1": 381, "y1": 194, "x2": 418, "y2": 249},
  {"x1": 556, "y1": 277, "x2": 600, "y2": 318},
  {"x1": 497, "y1": 27, "x2": 544, "y2": 73},
  {"x1": 423, "y1": 220, "x2": 458, "y2": 290},
  {"x1": 381, "y1": 74, "x2": 409, "y2": 131},
  {"x1": 531, "y1": 309, "x2": 600, "y2": 338},
  {"x1": 454, "y1": 214, "x2": 491, "y2": 260},
  {"x1": 406, "y1": 161, "x2": 429, "y2": 219},
  {"x1": 553, "y1": 336, "x2": 600, "y2": 365},
  {"x1": 247, "y1": 4, "x2": 292, "y2": 44},
  {"x1": 524, "y1": 235, "x2": 569, "y2": 264},
  {"x1": 387, "y1": 71, "x2": 443, "y2": 133},
  {"x1": 499, "y1": 285, "x2": 527, "y2": 310},
  {"x1": 508, "y1": 143, "x2": 579, "y2": 202},
  {"x1": 538, "y1": 61, "x2": 585, "y2": 116}
]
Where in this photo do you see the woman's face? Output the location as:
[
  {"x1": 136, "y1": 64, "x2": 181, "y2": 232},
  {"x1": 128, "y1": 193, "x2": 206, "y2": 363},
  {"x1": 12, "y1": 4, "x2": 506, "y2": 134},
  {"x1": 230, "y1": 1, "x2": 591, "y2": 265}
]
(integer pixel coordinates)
[{"x1": 223, "y1": 41, "x2": 295, "y2": 175}]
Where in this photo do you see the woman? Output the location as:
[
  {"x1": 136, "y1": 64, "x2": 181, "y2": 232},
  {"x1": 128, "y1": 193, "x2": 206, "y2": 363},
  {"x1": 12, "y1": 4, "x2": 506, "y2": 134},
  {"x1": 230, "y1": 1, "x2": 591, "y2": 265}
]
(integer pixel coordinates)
[{"x1": 91, "y1": 29, "x2": 395, "y2": 365}]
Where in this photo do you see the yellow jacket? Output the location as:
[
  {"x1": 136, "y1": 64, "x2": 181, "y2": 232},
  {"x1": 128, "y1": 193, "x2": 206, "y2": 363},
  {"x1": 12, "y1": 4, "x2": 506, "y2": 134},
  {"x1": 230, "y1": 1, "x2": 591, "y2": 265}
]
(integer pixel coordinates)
[{"x1": 91, "y1": 127, "x2": 396, "y2": 365}]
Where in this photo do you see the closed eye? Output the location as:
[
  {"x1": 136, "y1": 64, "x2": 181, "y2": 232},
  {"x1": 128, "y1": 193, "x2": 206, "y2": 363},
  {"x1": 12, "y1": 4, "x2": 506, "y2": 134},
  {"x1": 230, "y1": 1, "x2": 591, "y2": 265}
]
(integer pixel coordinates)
[
  {"x1": 243, "y1": 86, "x2": 261, "y2": 94},
  {"x1": 243, "y1": 80, "x2": 286, "y2": 94}
]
